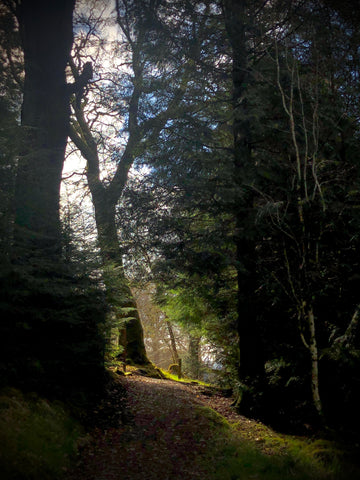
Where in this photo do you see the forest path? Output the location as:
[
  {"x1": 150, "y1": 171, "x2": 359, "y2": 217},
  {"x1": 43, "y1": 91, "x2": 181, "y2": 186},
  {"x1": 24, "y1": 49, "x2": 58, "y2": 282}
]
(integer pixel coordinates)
[{"x1": 66, "y1": 374, "x2": 257, "y2": 480}]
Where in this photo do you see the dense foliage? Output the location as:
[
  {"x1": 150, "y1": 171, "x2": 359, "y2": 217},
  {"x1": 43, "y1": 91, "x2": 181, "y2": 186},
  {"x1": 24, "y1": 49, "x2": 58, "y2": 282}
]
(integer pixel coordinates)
[
  {"x1": 119, "y1": 0, "x2": 360, "y2": 434},
  {"x1": 0, "y1": 0, "x2": 359, "y2": 438}
]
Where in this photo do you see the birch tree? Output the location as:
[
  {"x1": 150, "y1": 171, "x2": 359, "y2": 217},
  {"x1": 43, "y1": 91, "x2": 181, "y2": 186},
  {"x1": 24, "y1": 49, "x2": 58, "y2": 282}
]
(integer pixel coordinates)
[{"x1": 255, "y1": 2, "x2": 360, "y2": 421}]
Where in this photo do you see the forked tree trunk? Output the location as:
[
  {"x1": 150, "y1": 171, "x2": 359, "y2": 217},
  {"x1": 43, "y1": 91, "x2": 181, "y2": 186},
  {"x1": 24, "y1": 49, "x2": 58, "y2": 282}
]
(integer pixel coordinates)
[
  {"x1": 68, "y1": 2, "x2": 193, "y2": 367},
  {"x1": 69, "y1": 109, "x2": 149, "y2": 366}
]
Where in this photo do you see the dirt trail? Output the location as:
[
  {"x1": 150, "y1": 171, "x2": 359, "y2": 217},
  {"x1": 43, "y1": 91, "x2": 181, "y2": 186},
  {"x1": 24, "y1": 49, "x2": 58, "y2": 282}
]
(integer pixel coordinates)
[{"x1": 67, "y1": 375, "x2": 249, "y2": 480}]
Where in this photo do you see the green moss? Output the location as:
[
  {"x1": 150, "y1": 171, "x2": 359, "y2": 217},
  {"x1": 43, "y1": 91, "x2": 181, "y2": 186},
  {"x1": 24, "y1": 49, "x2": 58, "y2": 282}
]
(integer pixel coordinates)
[
  {"x1": 195, "y1": 405, "x2": 230, "y2": 428},
  {"x1": 0, "y1": 387, "x2": 82, "y2": 480},
  {"x1": 159, "y1": 368, "x2": 211, "y2": 386},
  {"x1": 107, "y1": 361, "x2": 165, "y2": 379},
  {"x1": 194, "y1": 405, "x2": 356, "y2": 480}
]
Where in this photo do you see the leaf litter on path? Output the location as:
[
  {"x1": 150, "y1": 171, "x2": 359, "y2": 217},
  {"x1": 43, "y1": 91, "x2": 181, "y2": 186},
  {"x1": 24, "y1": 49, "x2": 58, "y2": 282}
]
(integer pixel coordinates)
[
  {"x1": 66, "y1": 375, "x2": 249, "y2": 480},
  {"x1": 66, "y1": 375, "x2": 348, "y2": 480}
]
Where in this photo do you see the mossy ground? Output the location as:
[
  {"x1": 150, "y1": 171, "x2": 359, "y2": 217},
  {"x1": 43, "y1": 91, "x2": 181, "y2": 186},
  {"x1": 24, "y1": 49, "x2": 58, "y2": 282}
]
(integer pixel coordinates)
[
  {"x1": 107, "y1": 360, "x2": 164, "y2": 379},
  {"x1": 159, "y1": 368, "x2": 210, "y2": 385},
  {"x1": 0, "y1": 387, "x2": 82, "y2": 480},
  {"x1": 2, "y1": 374, "x2": 359, "y2": 480},
  {"x1": 196, "y1": 406, "x2": 355, "y2": 480},
  {"x1": 159, "y1": 372, "x2": 360, "y2": 480}
]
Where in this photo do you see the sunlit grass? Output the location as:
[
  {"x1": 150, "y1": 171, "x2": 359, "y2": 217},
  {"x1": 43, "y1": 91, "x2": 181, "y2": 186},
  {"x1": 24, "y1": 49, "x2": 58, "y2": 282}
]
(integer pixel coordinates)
[
  {"x1": 195, "y1": 406, "x2": 357, "y2": 480},
  {"x1": 0, "y1": 387, "x2": 82, "y2": 480},
  {"x1": 159, "y1": 368, "x2": 211, "y2": 386},
  {"x1": 140, "y1": 367, "x2": 358, "y2": 479}
]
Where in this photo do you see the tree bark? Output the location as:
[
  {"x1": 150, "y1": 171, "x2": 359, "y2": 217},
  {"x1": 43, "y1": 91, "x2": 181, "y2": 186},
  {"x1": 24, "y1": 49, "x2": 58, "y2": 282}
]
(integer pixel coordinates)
[
  {"x1": 3, "y1": 1, "x2": 108, "y2": 394},
  {"x1": 223, "y1": 0, "x2": 264, "y2": 385},
  {"x1": 69, "y1": 106, "x2": 149, "y2": 365},
  {"x1": 333, "y1": 305, "x2": 360, "y2": 349},
  {"x1": 307, "y1": 308, "x2": 323, "y2": 418},
  {"x1": 93, "y1": 190, "x2": 149, "y2": 365},
  {"x1": 67, "y1": 3, "x2": 193, "y2": 365},
  {"x1": 166, "y1": 318, "x2": 180, "y2": 365},
  {"x1": 188, "y1": 334, "x2": 201, "y2": 379},
  {"x1": 14, "y1": 0, "x2": 75, "y2": 261}
]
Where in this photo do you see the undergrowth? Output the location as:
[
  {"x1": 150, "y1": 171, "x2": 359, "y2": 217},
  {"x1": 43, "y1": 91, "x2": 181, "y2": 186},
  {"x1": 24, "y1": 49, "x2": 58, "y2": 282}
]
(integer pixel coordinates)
[
  {"x1": 195, "y1": 406, "x2": 358, "y2": 480},
  {"x1": 158, "y1": 368, "x2": 359, "y2": 479},
  {"x1": 0, "y1": 387, "x2": 82, "y2": 480}
]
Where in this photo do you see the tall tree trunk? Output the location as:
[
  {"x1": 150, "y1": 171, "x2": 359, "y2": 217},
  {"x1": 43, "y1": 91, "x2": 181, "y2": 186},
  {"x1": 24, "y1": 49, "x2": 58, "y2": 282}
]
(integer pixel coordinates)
[
  {"x1": 300, "y1": 307, "x2": 323, "y2": 419},
  {"x1": 308, "y1": 309, "x2": 323, "y2": 418},
  {"x1": 166, "y1": 318, "x2": 179, "y2": 364},
  {"x1": 223, "y1": 0, "x2": 265, "y2": 395},
  {"x1": 67, "y1": 2, "x2": 193, "y2": 366},
  {"x1": 2, "y1": 0, "x2": 107, "y2": 394},
  {"x1": 92, "y1": 189, "x2": 149, "y2": 365},
  {"x1": 188, "y1": 334, "x2": 201, "y2": 379},
  {"x1": 69, "y1": 107, "x2": 149, "y2": 366},
  {"x1": 14, "y1": 0, "x2": 75, "y2": 261}
]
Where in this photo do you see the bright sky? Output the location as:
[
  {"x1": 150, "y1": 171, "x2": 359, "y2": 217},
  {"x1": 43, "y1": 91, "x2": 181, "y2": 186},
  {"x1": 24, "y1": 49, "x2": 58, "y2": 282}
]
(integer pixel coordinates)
[{"x1": 61, "y1": 0, "x2": 121, "y2": 205}]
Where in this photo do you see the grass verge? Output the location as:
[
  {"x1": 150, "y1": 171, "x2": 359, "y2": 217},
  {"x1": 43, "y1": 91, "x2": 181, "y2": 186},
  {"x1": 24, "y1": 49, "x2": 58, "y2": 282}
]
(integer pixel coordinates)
[
  {"x1": 0, "y1": 387, "x2": 82, "y2": 480},
  {"x1": 195, "y1": 406, "x2": 359, "y2": 480}
]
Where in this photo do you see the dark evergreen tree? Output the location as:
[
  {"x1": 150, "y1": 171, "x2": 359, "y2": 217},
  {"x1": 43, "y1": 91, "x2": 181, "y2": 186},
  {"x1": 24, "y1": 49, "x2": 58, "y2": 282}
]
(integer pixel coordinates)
[
  {"x1": 0, "y1": 2, "x2": 22, "y2": 263},
  {"x1": 0, "y1": 0, "x2": 106, "y2": 397},
  {"x1": 118, "y1": 0, "x2": 360, "y2": 433}
]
